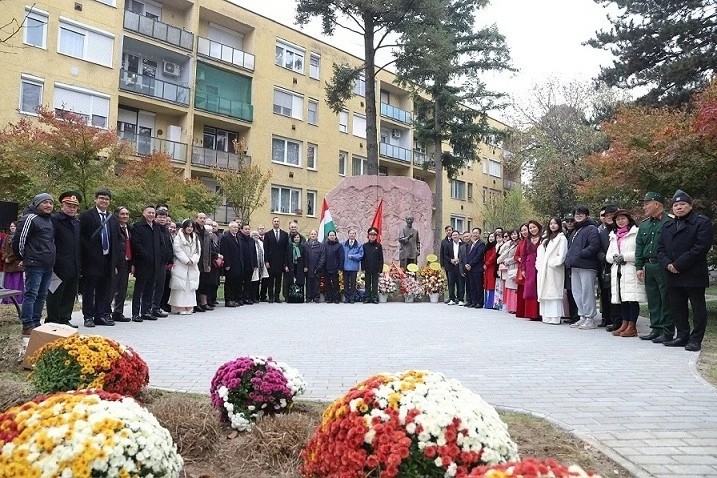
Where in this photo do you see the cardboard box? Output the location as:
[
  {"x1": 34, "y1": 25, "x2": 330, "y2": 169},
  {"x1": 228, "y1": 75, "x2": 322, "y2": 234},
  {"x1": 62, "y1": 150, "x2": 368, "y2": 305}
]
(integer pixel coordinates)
[{"x1": 23, "y1": 323, "x2": 78, "y2": 369}]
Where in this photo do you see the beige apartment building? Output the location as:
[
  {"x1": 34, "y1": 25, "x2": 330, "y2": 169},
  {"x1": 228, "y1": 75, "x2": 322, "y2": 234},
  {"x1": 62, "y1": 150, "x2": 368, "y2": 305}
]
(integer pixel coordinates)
[{"x1": 2, "y1": 0, "x2": 517, "y2": 235}]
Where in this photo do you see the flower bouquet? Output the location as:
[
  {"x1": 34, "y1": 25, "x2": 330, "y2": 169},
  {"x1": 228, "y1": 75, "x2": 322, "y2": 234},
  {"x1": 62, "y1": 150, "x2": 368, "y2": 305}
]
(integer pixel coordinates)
[
  {"x1": 301, "y1": 370, "x2": 519, "y2": 478},
  {"x1": 420, "y1": 264, "x2": 447, "y2": 294},
  {"x1": 378, "y1": 271, "x2": 398, "y2": 294},
  {"x1": 400, "y1": 273, "x2": 424, "y2": 301},
  {"x1": 210, "y1": 356, "x2": 307, "y2": 431},
  {"x1": 0, "y1": 390, "x2": 183, "y2": 477},
  {"x1": 467, "y1": 458, "x2": 600, "y2": 477},
  {"x1": 30, "y1": 335, "x2": 149, "y2": 397},
  {"x1": 388, "y1": 262, "x2": 406, "y2": 281}
]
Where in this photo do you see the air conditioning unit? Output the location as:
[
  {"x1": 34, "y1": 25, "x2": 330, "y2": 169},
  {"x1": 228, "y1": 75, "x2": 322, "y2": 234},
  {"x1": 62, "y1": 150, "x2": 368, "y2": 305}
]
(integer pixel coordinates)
[
  {"x1": 162, "y1": 61, "x2": 180, "y2": 77},
  {"x1": 391, "y1": 129, "x2": 402, "y2": 139}
]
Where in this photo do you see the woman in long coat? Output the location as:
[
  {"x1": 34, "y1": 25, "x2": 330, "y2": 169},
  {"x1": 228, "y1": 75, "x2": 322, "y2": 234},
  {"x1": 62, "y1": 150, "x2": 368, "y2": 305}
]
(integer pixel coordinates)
[
  {"x1": 2, "y1": 222, "x2": 24, "y2": 304},
  {"x1": 322, "y1": 230, "x2": 344, "y2": 303},
  {"x1": 483, "y1": 233, "x2": 498, "y2": 309},
  {"x1": 520, "y1": 221, "x2": 542, "y2": 320},
  {"x1": 285, "y1": 232, "x2": 307, "y2": 301},
  {"x1": 513, "y1": 224, "x2": 529, "y2": 317},
  {"x1": 250, "y1": 230, "x2": 269, "y2": 302},
  {"x1": 607, "y1": 209, "x2": 646, "y2": 337},
  {"x1": 537, "y1": 218, "x2": 567, "y2": 325},
  {"x1": 498, "y1": 229, "x2": 519, "y2": 313},
  {"x1": 302, "y1": 230, "x2": 325, "y2": 303},
  {"x1": 169, "y1": 219, "x2": 201, "y2": 314}
]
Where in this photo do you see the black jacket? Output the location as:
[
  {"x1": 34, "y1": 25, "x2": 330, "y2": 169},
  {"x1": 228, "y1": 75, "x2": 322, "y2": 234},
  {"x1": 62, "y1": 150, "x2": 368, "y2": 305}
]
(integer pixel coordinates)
[
  {"x1": 361, "y1": 241, "x2": 384, "y2": 273},
  {"x1": 323, "y1": 239, "x2": 345, "y2": 273},
  {"x1": 302, "y1": 240, "x2": 325, "y2": 278},
  {"x1": 264, "y1": 228, "x2": 289, "y2": 274},
  {"x1": 157, "y1": 224, "x2": 173, "y2": 264},
  {"x1": 79, "y1": 208, "x2": 121, "y2": 276},
  {"x1": 51, "y1": 211, "x2": 81, "y2": 280},
  {"x1": 466, "y1": 240, "x2": 486, "y2": 271},
  {"x1": 13, "y1": 205, "x2": 55, "y2": 269},
  {"x1": 239, "y1": 233, "x2": 257, "y2": 273},
  {"x1": 286, "y1": 241, "x2": 307, "y2": 285},
  {"x1": 657, "y1": 211, "x2": 713, "y2": 288},
  {"x1": 220, "y1": 232, "x2": 243, "y2": 278},
  {"x1": 130, "y1": 220, "x2": 161, "y2": 272},
  {"x1": 565, "y1": 218, "x2": 601, "y2": 271},
  {"x1": 439, "y1": 236, "x2": 452, "y2": 268}
]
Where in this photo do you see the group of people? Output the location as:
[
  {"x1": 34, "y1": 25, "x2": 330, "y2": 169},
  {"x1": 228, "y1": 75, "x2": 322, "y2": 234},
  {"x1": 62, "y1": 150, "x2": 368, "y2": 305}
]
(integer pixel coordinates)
[{"x1": 439, "y1": 189, "x2": 713, "y2": 352}]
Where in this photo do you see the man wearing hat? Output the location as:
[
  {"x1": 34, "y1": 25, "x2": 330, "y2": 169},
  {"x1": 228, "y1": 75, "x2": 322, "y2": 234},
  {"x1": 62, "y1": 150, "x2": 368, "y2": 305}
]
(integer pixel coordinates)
[
  {"x1": 46, "y1": 192, "x2": 82, "y2": 328},
  {"x1": 150, "y1": 207, "x2": 172, "y2": 318},
  {"x1": 635, "y1": 192, "x2": 674, "y2": 343},
  {"x1": 12, "y1": 193, "x2": 56, "y2": 335},
  {"x1": 657, "y1": 190, "x2": 713, "y2": 352}
]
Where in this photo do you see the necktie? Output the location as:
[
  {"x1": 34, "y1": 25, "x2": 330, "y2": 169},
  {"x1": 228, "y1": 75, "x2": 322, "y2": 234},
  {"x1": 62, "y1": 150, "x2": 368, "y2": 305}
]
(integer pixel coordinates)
[
  {"x1": 100, "y1": 213, "x2": 109, "y2": 254},
  {"x1": 275, "y1": 230, "x2": 279, "y2": 241},
  {"x1": 123, "y1": 226, "x2": 131, "y2": 260}
]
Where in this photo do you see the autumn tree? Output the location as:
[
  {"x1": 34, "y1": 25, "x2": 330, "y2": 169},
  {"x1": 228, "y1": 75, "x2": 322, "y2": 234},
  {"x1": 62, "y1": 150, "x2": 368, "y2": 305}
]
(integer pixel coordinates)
[
  {"x1": 394, "y1": 0, "x2": 512, "y2": 252},
  {"x1": 212, "y1": 164, "x2": 271, "y2": 224},
  {"x1": 481, "y1": 187, "x2": 536, "y2": 232},
  {"x1": 0, "y1": 117, "x2": 52, "y2": 205}
]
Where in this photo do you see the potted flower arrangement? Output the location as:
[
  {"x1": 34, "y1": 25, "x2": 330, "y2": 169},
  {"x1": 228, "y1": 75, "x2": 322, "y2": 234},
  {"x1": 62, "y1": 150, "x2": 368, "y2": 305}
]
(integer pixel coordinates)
[
  {"x1": 0, "y1": 390, "x2": 183, "y2": 477},
  {"x1": 378, "y1": 270, "x2": 397, "y2": 302},
  {"x1": 30, "y1": 335, "x2": 149, "y2": 397},
  {"x1": 301, "y1": 370, "x2": 520, "y2": 477},
  {"x1": 420, "y1": 263, "x2": 446, "y2": 303},
  {"x1": 468, "y1": 458, "x2": 600, "y2": 477},
  {"x1": 210, "y1": 355, "x2": 307, "y2": 431},
  {"x1": 400, "y1": 273, "x2": 424, "y2": 302}
]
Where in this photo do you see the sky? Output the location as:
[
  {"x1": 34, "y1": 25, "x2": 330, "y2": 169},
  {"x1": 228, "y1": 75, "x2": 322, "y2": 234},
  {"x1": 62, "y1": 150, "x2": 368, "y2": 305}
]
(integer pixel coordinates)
[{"x1": 230, "y1": 0, "x2": 618, "y2": 123}]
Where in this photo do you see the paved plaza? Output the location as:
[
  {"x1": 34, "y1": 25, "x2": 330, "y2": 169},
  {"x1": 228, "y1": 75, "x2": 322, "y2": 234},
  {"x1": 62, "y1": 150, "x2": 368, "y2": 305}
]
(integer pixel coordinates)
[{"x1": 79, "y1": 302, "x2": 717, "y2": 478}]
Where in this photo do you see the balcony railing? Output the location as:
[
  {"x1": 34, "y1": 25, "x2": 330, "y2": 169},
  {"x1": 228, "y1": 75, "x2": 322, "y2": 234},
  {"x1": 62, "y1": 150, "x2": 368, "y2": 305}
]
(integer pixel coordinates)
[
  {"x1": 197, "y1": 37, "x2": 255, "y2": 72},
  {"x1": 194, "y1": 92, "x2": 253, "y2": 122},
  {"x1": 119, "y1": 70, "x2": 190, "y2": 106},
  {"x1": 379, "y1": 142, "x2": 412, "y2": 163},
  {"x1": 413, "y1": 150, "x2": 435, "y2": 170},
  {"x1": 191, "y1": 146, "x2": 251, "y2": 170},
  {"x1": 123, "y1": 10, "x2": 194, "y2": 51},
  {"x1": 120, "y1": 132, "x2": 187, "y2": 163},
  {"x1": 380, "y1": 103, "x2": 413, "y2": 124}
]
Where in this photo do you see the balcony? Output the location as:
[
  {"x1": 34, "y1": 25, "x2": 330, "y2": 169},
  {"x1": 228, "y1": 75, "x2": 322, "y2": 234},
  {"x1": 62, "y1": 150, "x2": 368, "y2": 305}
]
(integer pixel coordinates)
[
  {"x1": 194, "y1": 92, "x2": 253, "y2": 122},
  {"x1": 123, "y1": 10, "x2": 194, "y2": 51},
  {"x1": 119, "y1": 70, "x2": 190, "y2": 106},
  {"x1": 120, "y1": 132, "x2": 187, "y2": 163},
  {"x1": 197, "y1": 37, "x2": 255, "y2": 72},
  {"x1": 192, "y1": 146, "x2": 251, "y2": 170},
  {"x1": 380, "y1": 103, "x2": 413, "y2": 124},
  {"x1": 379, "y1": 142, "x2": 412, "y2": 163},
  {"x1": 413, "y1": 150, "x2": 435, "y2": 170}
]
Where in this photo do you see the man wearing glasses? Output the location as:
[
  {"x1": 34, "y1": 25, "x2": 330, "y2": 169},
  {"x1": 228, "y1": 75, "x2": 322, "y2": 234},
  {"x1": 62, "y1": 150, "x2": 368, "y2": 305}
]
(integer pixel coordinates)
[{"x1": 565, "y1": 205, "x2": 601, "y2": 329}]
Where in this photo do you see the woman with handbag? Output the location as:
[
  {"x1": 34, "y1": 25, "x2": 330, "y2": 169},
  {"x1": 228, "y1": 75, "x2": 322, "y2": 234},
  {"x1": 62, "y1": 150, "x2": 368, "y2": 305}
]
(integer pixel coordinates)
[
  {"x1": 537, "y1": 218, "x2": 568, "y2": 324},
  {"x1": 285, "y1": 232, "x2": 306, "y2": 303},
  {"x1": 168, "y1": 219, "x2": 201, "y2": 315},
  {"x1": 498, "y1": 229, "x2": 519, "y2": 313}
]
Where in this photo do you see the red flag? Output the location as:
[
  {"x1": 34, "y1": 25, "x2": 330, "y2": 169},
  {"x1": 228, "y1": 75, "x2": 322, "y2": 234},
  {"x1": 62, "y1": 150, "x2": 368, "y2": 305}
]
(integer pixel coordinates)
[{"x1": 370, "y1": 199, "x2": 383, "y2": 243}]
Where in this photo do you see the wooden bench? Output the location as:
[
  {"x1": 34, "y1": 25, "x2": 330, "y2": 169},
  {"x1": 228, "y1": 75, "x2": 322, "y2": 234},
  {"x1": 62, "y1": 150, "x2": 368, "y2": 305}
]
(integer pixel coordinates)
[{"x1": 0, "y1": 288, "x2": 22, "y2": 320}]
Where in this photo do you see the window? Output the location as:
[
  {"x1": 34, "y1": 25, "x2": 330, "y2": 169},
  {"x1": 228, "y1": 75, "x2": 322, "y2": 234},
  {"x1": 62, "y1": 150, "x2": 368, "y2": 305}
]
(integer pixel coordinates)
[
  {"x1": 467, "y1": 182, "x2": 473, "y2": 200},
  {"x1": 95, "y1": 0, "x2": 116, "y2": 5},
  {"x1": 309, "y1": 53, "x2": 320, "y2": 80},
  {"x1": 53, "y1": 84, "x2": 110, "y2": 128},
  {"x1": 19, "y1": 75, "x2": 43, "y2": 115},
  {"x1": 271, "y1": 186, "x2": 301, "y2": 214},
  {"x1": 482, "y1": 157, "x2": 489, "y2": 174},
  {"x1": 353, "y1": 73, "x2": 366, "y2": 97},
  {"x1": 339, "y1": 110, "x2": 348, "y2": 133},
  {"x1": 338, "y1": 151, "x2": 347, "y2": 176},
  {"x1": 273, "y1": 88, "x2": 303, "y2": 120},
  {"x1": 352, "y1": 156, "x2": 367, "y2": 176},
  {"x1": 58, "y1": 19, "x2": 114, "y2": 67},
  {"x1": 352, "y1": 114, "x2": 366, "y2": 138},
  {"x1": 450, "y1": 216, "x2": 465, "y2": 233},
  {"x1": 451, "y1": 180, "x2": 466, "y2": 200},
  {"x1": 307, "y1": 99, "x2": 318, "y2": 125},
  {"x1": 489, "y1": 159, "x2": 502, "y2": 177},
  {"x1": 306, "y1": 190, "x2": 317, "y2": 217},
  {"x1": 275, "y1": 40, "x2": 304, "y2": 73},
  {"x1": 307, "y1": 143, "x2": 317, "y2": 170},
  {"x1": 271, "y1": 137, "x2": 301, "y2": 166},
  {"x1": 23, "y1": 8, "x2": 48, "y2": 48}
]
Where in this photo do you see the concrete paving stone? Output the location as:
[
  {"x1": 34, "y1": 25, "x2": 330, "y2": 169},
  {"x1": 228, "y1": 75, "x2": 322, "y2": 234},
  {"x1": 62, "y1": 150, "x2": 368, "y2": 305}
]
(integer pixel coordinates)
[
  {"x1": 672, "y1": 455, "x2": 717, "y2": 465},
  {"x1": 665, "y1": 464, "x2": 717, "y2": 475},
  {"x1": 629, "y1": 454, "x2": 680, "y2": 465},
  {"x1": 678, "y1": 446, "x2": 717, "y2": 455},
  {"x1": 632, "y1": 446, "x2": 683, "y2": 456}
]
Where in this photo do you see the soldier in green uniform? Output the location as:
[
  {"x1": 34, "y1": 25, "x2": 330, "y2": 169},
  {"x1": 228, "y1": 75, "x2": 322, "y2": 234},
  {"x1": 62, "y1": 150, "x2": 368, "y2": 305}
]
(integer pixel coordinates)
[{"x1": 635, "y1": 192, "x2": 674, "y2": 343}]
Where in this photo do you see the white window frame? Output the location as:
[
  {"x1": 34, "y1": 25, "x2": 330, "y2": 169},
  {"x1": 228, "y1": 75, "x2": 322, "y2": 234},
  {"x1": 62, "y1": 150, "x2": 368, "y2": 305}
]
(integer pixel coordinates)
[
  {"x1": 94, "y1": 0, "x2": 117, "y2": 5},
  {"x1": 306, "y1": 190, "x2": 317, "y2": 217},
  {"x1": 352, "y1": 113, "x2": 366, "y2": 139},
  {"x1": 352, "y1": 155, "x2": 367, "y2": 176},
  {"x1": 307, "y1": 99, "x2": 318, "y2": 125},
  {"x1": 451, "y1": 179, "x2": 466, "y2": 200},
  {"x1": 339, "y1": 109, "x2": 348, "y2": 133},
  {"x1": 23, "y1": 7, "x2": 48, "y2": 49},
  {"x1": 53, "y1": 83, "x2": 111, "y2": 128},
  {"x1": 19, "y1": 74, "x2": 44, "y2": 115},
  {"x1": 489, "y1": 159, "x2": 502, "y2": 178},
  {"x1": 271, "y1": 136, "x2": 302, "y2": 167},
  {"x1": 338, "y1": 151, "x2": 347, "y2": 176},
  {"x1": 271, "y1": 185, "x2": 302, "y2": 215},
  {"x1": 275, "y1": 40, "x2": 305, "y2": 74},
  {"x1": 307, "y1": 143, "x2": 317, "y2": 170},
  {"x1": 273, "y1": 88, "x2": 303, "y2": 120},
  {"x1": 467, "y1": 182, "x2": 473, "y2": 200},
  {"x1": 354, "y1": 73, "x2": 366, "y2": 97},
  {"x1": 57, "y1": 18, "x2": 114, "y2": 67},
  {"x1": 450, "y1": 215, "x2": 465, "y2": 233},
  {"x1": 482, "y1": 157, "x2": 489, "y2": 174},
  {"x1": 309, "y1": 53, "x2": 320, "y2": 80}
]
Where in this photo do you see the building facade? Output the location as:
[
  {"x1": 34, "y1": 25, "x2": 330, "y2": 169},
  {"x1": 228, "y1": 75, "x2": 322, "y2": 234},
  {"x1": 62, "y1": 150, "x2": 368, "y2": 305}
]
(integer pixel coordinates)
[{"x1": 3, "y1": 0, "x2": 517, "y2": 237}]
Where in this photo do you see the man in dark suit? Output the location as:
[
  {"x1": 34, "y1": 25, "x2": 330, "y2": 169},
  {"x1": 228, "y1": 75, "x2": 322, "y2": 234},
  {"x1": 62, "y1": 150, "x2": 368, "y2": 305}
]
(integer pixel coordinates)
[
  {"x1": 150, "y1": 208, "x2": 172, "y2": 318},
  {"x1": 79, "y1": 188, "x2": 121, "y2": 327},
  {"x1": 458, "y1": 231, "x2": 471, "y2": 305},
  {"x1": 220, "y1": 221, "x2": 243, "y2": 307},
  {"x1": 464, "y1": 227, "x2": 486, "y2": 308},
  {"x1": 131, "y1": 205, "x2": 161, "y2": 322},
  {"x1": 239, "y1": 223, "x2": 258, "y2": 304},
  {"x1": 263, "y1": 216, "x2": 289, "y2": 302},
  {"x1": 442, "y1": 230, "x2": 464, "y2": 305}
]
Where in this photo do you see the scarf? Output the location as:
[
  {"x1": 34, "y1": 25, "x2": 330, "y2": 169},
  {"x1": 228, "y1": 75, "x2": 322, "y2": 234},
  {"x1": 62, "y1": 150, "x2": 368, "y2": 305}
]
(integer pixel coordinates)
[
  {"x1": 616, "y1": 226, "x2": 630, "y2": 252},
  {"x1": 292, "y1": 242, "x2": 301, "y2": 263}
]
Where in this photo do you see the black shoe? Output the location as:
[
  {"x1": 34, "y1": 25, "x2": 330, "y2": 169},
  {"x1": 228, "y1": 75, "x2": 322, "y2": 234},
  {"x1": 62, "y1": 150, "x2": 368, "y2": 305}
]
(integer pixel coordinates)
[
  {"x1": 60, "y1": 320, "x2": 79, "y2": 329},
  {"x1": 463, "y1": 303, "x2": 474, "y2": 307},
  {"x1": 474, "y1": 304, "x2": 484, "y2": 309},
  {"x1": 114, "y1": 315, "x2": 131, "y2": 323},
  {"x1": 194, "y1": 306, "x2": 206, "y2": 313},
  {"x1": 274, "y1": 298, "x2": 283, "y2": 304},
  {"x1": 640, "y1": 330, "x2": 662, "y2": 341},
  {"x1": 664, "y1": 338, "x2": 689, "y2": 347},
  {"x1": 204, "y1": 304, "x2": 215, "y2": 311},
  {"x1": 313, "y1": 298, "x2": 320, "y2": 303},
  {"x1": 83, "y1": 317, "x2": 95, "y2": 328},
  {"x1": 132, "y1": 315, "x2": 143, "y2": 323},
  {"x1": 685, "y1": 342, "x2": 701, "y2": 352},
  {"x1": 372, "y1": 299, "x2": 379, "y2": 304},
  {"x1": 94, "y1": 316, "x2": 115, "y2": 326},
  {"x1": 151, "y1": 308, "x2": 168, "y2": 318},
  {"x1": 567, "y1": 317, "x2": 580, "y2": 324},
  {"x1": 161, "y1": 305, "x2": 172, "y2": 313},
  {"x1": 598, "y1": 318, "x2": 610, "y2": 327},
  {"x1": 141, "y1": 314, "x2": 157, "y2": 321},
  {"x1": 225, "y1": 301, "x2": 238, "y2": 307},
  {"x1": 652, "y1": 333, "x2": 671, "y2": 344},
  {"x1": 244, "y1": 300, "x2": 254, "y2": 305}
]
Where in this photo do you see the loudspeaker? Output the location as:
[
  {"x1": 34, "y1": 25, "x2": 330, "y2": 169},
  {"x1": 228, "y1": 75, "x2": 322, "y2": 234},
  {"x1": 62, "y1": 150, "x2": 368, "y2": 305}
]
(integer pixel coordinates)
[{"x1": 0, "y1": 201, "x2": 19, "y2": 230}]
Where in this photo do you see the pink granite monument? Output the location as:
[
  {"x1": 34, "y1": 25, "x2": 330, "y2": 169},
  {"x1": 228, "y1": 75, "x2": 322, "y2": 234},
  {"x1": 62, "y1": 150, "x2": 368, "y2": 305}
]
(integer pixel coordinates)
[{"x1": 324, "y1": 176, "x2": 434, "y2": 265}]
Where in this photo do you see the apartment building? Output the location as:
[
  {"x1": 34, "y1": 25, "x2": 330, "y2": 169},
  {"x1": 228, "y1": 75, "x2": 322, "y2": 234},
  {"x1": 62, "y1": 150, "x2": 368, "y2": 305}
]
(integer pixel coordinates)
[{"x1": 3, "y1": 0, "x2": 517, "y2": 234}]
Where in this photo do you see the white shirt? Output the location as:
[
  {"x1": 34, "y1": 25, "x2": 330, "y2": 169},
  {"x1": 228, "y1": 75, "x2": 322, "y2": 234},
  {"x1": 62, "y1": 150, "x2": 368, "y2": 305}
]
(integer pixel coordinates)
[{"x1": 452, "y1": 241, "x2": 460, "y2": 260}]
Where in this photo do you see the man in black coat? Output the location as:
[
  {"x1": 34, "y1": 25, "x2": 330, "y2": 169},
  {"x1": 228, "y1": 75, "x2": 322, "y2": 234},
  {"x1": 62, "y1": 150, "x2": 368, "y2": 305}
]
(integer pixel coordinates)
[
  {"x1": 220, "y1": 221, "x2": 242, "y2": 307},
  {"x1": 46, "y1": 192, "x2": 82, "y2": 327},
  {"x1": 239, "y1": 223, "x2": 258, "y2": 304},
  {"x1": 302, "y1": 230, "x2": 325, "y2": 303},
  {"x1": 79, "y1": 189, "x2": 121, "y2": 327},
  {"x1": 263, "y1": 216, "x2": 289, "y2": 302},
  {"x1": 442, "y1": 230, "x2": 464, "y2": 305},
  {"x1": 130, "y1": 205, "x2": 161, "y2": 322},
  {"x1": 564, "y1": 205, "x2": 601, "y2": 329},
  {"x1": 464, "y1": 227, "x2": 486, "y2": 308},
  {"x1": 150, "y1": 209, "x2": 172, "y2": 318},
  {"x1": 658, "y1": 190, "x2": 714, "y2": 352}
]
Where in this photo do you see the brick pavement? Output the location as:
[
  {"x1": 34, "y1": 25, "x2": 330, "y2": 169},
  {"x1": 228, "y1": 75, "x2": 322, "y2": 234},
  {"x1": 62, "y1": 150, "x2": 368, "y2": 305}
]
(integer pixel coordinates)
[{"x1": 79, "y1": 302, "x2": 717, "y2": 478}]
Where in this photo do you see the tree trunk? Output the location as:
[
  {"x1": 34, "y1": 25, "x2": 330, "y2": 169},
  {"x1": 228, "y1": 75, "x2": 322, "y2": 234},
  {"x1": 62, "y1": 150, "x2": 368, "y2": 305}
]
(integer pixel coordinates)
[
  {"x1": 432, "y1": 98, "x2": 443, "y2": 255},
  {"x1": 363, "y1": 13, "x2": 379, "y2": 176}
]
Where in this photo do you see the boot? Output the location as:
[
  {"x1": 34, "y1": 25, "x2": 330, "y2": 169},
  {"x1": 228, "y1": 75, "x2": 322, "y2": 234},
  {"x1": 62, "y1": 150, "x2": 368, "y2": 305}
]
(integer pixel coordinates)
[
  {"x1": 611, "y1": 320, "x2": 628, "y2": 336},
  {"x1": 620, "y1": 321, "x2": 637, "y2": 337}
]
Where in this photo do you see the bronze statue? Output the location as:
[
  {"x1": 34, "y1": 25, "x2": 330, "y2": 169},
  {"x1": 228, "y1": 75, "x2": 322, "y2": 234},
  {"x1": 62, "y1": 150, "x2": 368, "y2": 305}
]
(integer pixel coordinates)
[{"x1": 398, "y1": 216, "x2": 420, "y2": 269}]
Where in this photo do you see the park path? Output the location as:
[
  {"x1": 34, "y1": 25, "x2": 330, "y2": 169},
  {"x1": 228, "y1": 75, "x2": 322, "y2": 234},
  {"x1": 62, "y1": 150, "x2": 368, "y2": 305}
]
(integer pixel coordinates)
[{"x1": 81, "y1": 302, "x2": 717, "y2": 478}]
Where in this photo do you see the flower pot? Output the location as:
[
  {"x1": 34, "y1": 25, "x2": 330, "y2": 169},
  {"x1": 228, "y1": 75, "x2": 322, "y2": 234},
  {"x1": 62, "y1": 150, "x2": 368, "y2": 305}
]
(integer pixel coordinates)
[
  {"x1": 405, "y1": 295, "x2": 415, "y2": 303},
  {"x1": 378, "y1": 293, "x2": 388, "y2": 303},
  {"x1": 429, "y1": 292, "x2": 440, "y2": 303}
]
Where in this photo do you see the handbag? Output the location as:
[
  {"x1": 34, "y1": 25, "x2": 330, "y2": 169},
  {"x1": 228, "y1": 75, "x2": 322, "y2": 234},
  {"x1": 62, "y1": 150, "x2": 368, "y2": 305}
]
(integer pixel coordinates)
[
  {"x1": 287, "y1": 279, "x2": 304, "y2": 303},
  {"x1": 213, "y1": 257, "x2": 224, "y2": 268}
]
